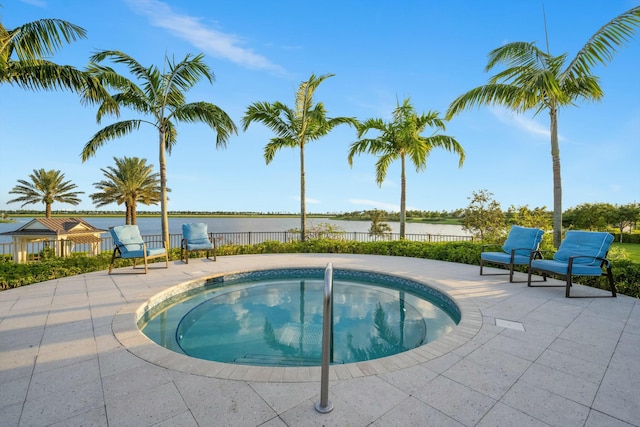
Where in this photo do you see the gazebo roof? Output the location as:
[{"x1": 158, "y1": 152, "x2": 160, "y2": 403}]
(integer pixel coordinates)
[{"x1": 0, "y1": 217, "x2": 106, "y2": 240}]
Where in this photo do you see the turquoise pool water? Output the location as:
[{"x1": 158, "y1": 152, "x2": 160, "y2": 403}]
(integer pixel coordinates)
[{"x1": 139, "y1": 269, "x2": 460, "y2": 366}]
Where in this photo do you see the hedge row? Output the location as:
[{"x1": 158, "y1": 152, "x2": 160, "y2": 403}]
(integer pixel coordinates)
[
  {"x1": 1, "y1": 240, "x2": 638, "y2": 298},
  {"x1": 610, "y1": 233, "x2": 640, "y2": 244}
]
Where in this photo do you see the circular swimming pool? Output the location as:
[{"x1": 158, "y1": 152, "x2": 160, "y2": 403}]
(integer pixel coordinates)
[{"x1": 139, "y1": 268, "x2": 460, "y2": 367}]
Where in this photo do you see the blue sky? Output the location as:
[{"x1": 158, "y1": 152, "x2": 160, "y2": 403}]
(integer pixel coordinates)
[{"x1": 1, "y1": 0, "x2": 639, "y2": 214}]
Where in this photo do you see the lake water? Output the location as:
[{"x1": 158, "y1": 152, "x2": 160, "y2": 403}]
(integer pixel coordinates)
[{"x1": 0, "y1": 216, "x2": 470, "y2": 244}]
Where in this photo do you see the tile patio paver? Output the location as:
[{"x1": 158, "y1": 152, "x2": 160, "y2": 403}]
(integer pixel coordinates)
[{"x1": 0, "y1": 253, "x2": 638, "y2": 426}]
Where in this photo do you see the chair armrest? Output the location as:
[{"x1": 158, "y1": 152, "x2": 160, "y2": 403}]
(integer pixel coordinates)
[
  {"x1": 567, "y1": 255, "x2": 610, "y2": 270},
  {"x1": 529, "y1": 249, "x2": 550, "y2": 261}
]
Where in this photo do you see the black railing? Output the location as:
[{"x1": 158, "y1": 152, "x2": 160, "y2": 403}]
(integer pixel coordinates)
[{"x1": 0, "y1": 231, "x2": 473, "y2": 262}]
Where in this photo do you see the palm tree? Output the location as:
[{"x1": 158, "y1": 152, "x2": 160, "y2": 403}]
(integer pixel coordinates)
[
  {"x1": 90, "y1": 156, "x2": 163, "y2": 225},
  {"x1": 241, "y1": 73, "x2": 357, "y2": 241},
  {"x1": 348, "y1": 98, "x2": 465, "y2": 239},
  {"x1": 446, "y1": 6, "x2": 640, "y2": 247},
  {"x1": 8, "y1": 169, "x2": 83, "y2": 217},
  {"x1": 368, "y1": 209, "x2": 392, "y2": 238},
  {"x1": 0, "y1": 14, "x2": 104, "y2": 97},
  {"x1": 80, "y1": 50, "x2": 238, "y2": 249}
]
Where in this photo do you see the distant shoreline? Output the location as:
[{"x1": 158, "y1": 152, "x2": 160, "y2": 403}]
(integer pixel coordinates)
[
  {"x1": 3, "y1": 212, "x2": 320, "y2": 219},
  {"x1": 0, "y1": 212, "x2": 463, "y2": 225}
]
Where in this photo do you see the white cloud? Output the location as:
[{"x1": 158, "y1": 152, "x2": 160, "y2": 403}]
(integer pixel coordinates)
[
  {"x1": 349, "y1": 199, "x2": 399, "y2": 211},
  {"x1": 125, "y1": 0, "x2": 285, "y2": 74},
  {"x1": 489, "y1": 106, "x2": 564, "y2": 141},
  {"x1": 295, "y1": 196, "x2": 320, "y2": 204},
  {"x1": 20, "y1": 0, "x2": 47, "y2": 7}
]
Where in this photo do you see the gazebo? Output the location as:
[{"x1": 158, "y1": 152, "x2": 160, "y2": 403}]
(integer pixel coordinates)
[{"x1": 1, "y1": 217, "x2": 106, "y2": 263}]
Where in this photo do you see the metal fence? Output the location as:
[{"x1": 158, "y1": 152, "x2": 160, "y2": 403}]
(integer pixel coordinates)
[{"x1": 0, "y1": 231, "x2": 474, "y2": 263}]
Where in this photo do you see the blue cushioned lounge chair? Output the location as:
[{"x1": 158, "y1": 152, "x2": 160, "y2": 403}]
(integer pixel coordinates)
[
  {"x1": 527, "y1": 230, "x2": 615, "y2": 298},
  {"x1": 480, "y1": 225, "x2": 545, "y2": 282},
  {"x1": 181, "y1": 223, "x2": 217, "y2": 264},
  {"x1": 109, "y1": 225, "x2": 168, "y2": 274}
]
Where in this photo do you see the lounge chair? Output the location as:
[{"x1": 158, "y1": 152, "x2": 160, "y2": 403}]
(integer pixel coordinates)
[
  {"x1": 108, "y1": 225, "x2": 169, "y2": 274},
  {"x1": 180, "y1": 223, "x2": 217, "y2": 264},
  {"x1": 527, "y1": 230, "x2": 615, "y2": 298},
  {"x1": 480, "y1": 225, "x2": 545, "y2": 282}
]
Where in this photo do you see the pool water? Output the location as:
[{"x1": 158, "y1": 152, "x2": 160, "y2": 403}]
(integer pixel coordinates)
[{"x1": 140, "y1": 269, "x2": 459, "y2": 366}]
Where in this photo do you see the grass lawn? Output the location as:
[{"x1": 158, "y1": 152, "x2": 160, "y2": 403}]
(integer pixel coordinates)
[{"x1": 612, "y1": 242, "x2": 640, "y2": 263}]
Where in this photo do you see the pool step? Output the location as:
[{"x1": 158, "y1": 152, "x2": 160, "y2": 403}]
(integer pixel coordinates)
[{"x1": 233, "y1": 353, "x2": 344, "y2": 366}]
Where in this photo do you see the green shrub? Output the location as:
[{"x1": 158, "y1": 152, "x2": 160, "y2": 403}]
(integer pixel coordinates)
[
  {"x1": 2, "y1": 240, "x2": 638, "y2": 299},
  {"x1": 611, "y1": 233, "x2": 640, "y2": 244}
]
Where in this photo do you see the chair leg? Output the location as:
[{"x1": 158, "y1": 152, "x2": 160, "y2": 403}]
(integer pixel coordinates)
[
  {"x1": 480, "y1": 259, "x2": 484, "y2": 276},
  {"x1": 565, "y1": 275, "x2": 572, "y2": 298},
  {"x1": 164, "y1": 250, "x2": 169, "y2": 269},
  {"x1": 143, "y1": 244, "x2": 149, "y2": 274},
  {"x1": 109, "y1": 248, "x2": 117, "y2": 274},
  {"x1": 606, "y1": 266, "x2": 616, "y2": 297}
]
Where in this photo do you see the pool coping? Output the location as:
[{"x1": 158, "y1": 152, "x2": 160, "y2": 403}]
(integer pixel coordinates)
[{"x1": 112, "y1": 266, "x2": 482, "y2": 383}]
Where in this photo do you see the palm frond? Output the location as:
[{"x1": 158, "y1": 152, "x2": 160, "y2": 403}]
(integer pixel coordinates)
[
  {"x1": 90, "y1": 50, "x2": 153, "y2": 84},
  {"x1": 566, "y1": 5, "x2": 640, "y2": 77},
  {"x1": 90, "y1": 156, "x2": 161, "y2": 209},
  {"x1": 356, "y1": 118, "x2": 387, "y2": 138},
  {"x1": 8, "y1": 169, "x2": 83, "y2": 209},
  {"x1": 165, "y1": 53, "x2": 213, "y2": 92},
  {"x1": 325, "y1": 116, "x2": 358, "y2": 132},
  {"x1": 561, "y1": 74, "x2": 604, "y2": 103},
  {"x1": 294, "y1": 73, "x2": 334, "y2": 117},
  {"x1": 173, "y1": 102, "x2": 238, "y2": 148},
  {"x1": 163, "y1": 121, "x2": 178, "y2": 154},
  {"x1": 242, "y1": 101, "x2": 296, "y2": 139},
  {"x1": 264, "y1": 138, "x2": 297, "y2": 164},
  {"x1": 375, "y1": 152, "x2": 396, "y2": 186},
  {"x1": 5, "y1": 60, "x2": 91, "y2": 92},
  {"x1": 415, "y1": 110, "x2": 446, "y2": 132},
  {"x1": 486, "y1": 42, "x2": 546, "y2": 72},
  {"x1": 445, "y1": 83, "x2": 529, "y2": 118},
  {"x1": 424, "y1": 135, "x2": 466, "y2": 167},
  {"x1": 5, "y1": 19, "x2": 86, "y2": 62},
  {"x1": 348, "y1": 136, "x2": 393, "y2": 167},
  {"x1": 81, "y1": 120, "x2": 143, "y2": 161}
]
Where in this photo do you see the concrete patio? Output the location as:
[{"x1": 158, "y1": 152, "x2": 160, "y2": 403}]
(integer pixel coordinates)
[{"x1": 1, "y1": 253, "x2": 638, "y2": 426}]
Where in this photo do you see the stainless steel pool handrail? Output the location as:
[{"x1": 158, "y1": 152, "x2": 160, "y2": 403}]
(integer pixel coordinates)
[{"x1": 315, "y1": 262, "x2": 334, "y2": 413}]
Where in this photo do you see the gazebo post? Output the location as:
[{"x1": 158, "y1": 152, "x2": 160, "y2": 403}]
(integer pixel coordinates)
[{"x1": 13, "y1": 237, "x2": 26, "y2": 264}]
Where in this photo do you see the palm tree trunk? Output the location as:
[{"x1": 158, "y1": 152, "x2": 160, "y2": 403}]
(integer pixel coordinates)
[
  {"x1": 159, "y1": 129, "x2": 170, "y2": 249},
  {"x1": 45, "y1": 203, "x2": 51, "y2": 218},
  {"x1": 400, "y1": 155, "x2": 406, "y2": 239},
  {"x1": 300, "y1": 142, "x2": 306, "y2": 242},
  {"x1": 550, "y1": 107, "x2": 562, "y2": 248},
  {"x1": 131, "y1": 201, "x2": 137, "y2": 225},
  {"x1": 125, "y1": 202, "x2": 131, "y2": 225}
]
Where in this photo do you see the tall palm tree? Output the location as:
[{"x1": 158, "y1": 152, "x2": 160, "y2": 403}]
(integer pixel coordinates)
[
  {"x1": 242, "y1": 73, "x2": 357, "y2": 241},
  {"x1": 446, "y1": 6, "x2": 640, "y2": 247},
  {"x1": 8, "y1": 169, "x2": 83, "y2": 217},
  {"x1": 80, "y1": 50, "x2": 238, "y2": 249},
  {"x1": 90, "y1": 156, "x2": 163, "y2": 225},
  {"x1": 0, "y1": 14, "x2": 104, "y2": 97},
  {"x1": 348, "y1": 98, "x2": 465, "y2": 238}
]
